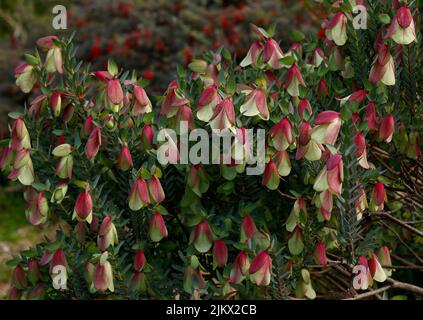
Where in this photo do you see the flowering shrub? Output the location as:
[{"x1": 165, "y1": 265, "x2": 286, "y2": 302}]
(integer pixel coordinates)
[{"x1": 1, "y1": 0, "x2": 422, "y2": 300}]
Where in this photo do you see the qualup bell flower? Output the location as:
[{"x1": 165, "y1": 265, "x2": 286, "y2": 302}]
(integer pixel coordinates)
[
  {"x1": 27, "y1": 259, "x2": 41, "y2": 285},
  {"x1": 11, "y1": 265, "x2": 26, "y2": 290},
  {"x1": 209, "y1": 97, "x2": 235, "y2": 131},
  {"x1": 25, "y1": 190, "x2": 48, "y2": 226},
  {"x1": 85, "y1": 127, "x2": 102, "y2": 160},
  {"x1": 298, "y1": 98, "x2": 312, "y2": 120},
  {"x1": 160, "y1": 80, "x2": 189, "y2": 118},
  {"x1": 269, "y1": 117, "x2": 293, "y2": 151},
  {"x1": 378, "y1": 246, "x2": 393, "y2": 277},
  {"x1": 263, "y1": 38, "x2": 286, "y2": 69},
  {"x1": 262, "y1": 160, "x2": 280, "y2": 190},
  {"x1": 240, "y1": 215, "x2": 257, "y2": 243},
  {"x1": 249, "y1": 250, "x2": 272, "y2": 286},
  {"x1": 11, "y1": 117, "x2": 31, "y2": 151},
  {"x1": 213, "y1": 240, "x2": 228, "y2": 268},
  {"x1": 97, "y1": 215, "x2": 118, "y2": 252},
  {"x1": 50, "y1": 92, "x2": 61, "y2": 117},
  {"x1": 196, "y1": 84, "x2": 221, "y2": 122},
  {"x1": 134, "y1": 249, "x2": 146, "y2": 272},
  {"x1": 190, "y1": 220, "x2": 214, "y2": 253},
  {"x1": 355, "y1": 187, "x2": 368, "y2": 221},
  {"x1": 314, "y1": 241, "x2": 327, "y2": 266},
  {"x1": 368, "y1": 253, "x2": 387, "y2": 283},
  {"x1": 141, "y1": 124, "x2": 155, "y2": 151},
  {"x1": 311, "y1": 111, "x2": 342, "y2": 146},
  {"x1": 296, "y1": 122, "x2": 324, "y2": 161},
  {"x1": 369, "y1": 44, "x2": 395, "y2": 86},
  {"x1": 240, "y1": 41, "x2": 262, "y2": 68},
  {"x1": 285, "y1": 64, "x2": 305, "y2": 97},
  {"x1": 117, "y1": 144, "x2": 133, "y2": 171},
  {"x1": 51, "y1": 183, "x2": 68, "y2": 204},
  {"x1": 356, "y1": 255, "x2": 373, "y2": 290},
  {"x1": 286, "y1": 198, "x2": 307, "y2": 232},
  {"x1": 386, "y1": 5, "x2": 416, "y2": 45},
  {"x1": 15, "y1": 62, "x2": 36, "y2": 93},
  {"x1": 132, "y1": 85, "x2": 152, "y2": 116},
  {"x1": 37, "y1": 35, "x2": 63, "y2": 74},
  {"x1": 93, "y1": 252, "x2": 114, "y2": 292},
  {"x1": 147, "y1": 176, "x2": 165, "y2": 204},
  {"x1": 239, "y1": 87, "x2": 269, "y2": 120},
  {"x1": 313, "y1": 153, "x2": 344, "y2": 195},
  {"x1": 8, "y1": 148, "x2": 35, "y2": 186},
  {"x1": 379, "y1": 114, "x2": 394, "y2": 143},
  {"x1": 128, "y1": 178, "x2": 150, "y2": 211},
  {"x1": 73, "y1": 188, "x2": 93, "y2": 224},
  {"x1": 311, "y1": 48, "x2": 325, "y2": 67},
  {"x1": 325, "y1": 13, "x2": 348, "y2": 46},
  {"x1": 107, "y1": 79, "x2": 124, "y2": 112},
  {"x1": 354, "y1": 132, "x2": 370, "y2": 169},
  {"x1": 229, "y1": 251, "x2": 250, "y2": 284},
  {"x1": 370, "y1": 181, "x2": 386, "y2": 212},
  {"x1": 149, "y1": 212, "x2": 168, "y2": 242}
]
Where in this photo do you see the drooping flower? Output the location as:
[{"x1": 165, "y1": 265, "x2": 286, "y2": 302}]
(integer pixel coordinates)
[
  {"x1": 27, "y1": 259, "x2": 41, "y2": 285},
  {"x1": 313, "y1": 153, "x2": 344, "y2": 195},
  {"x1": 263, "y1": 38, "x2": 286, "y2": 69},
  {"x1": 209, "y1": 97, "x2": 235, "y2": 131},
  {"x1": 229, "y1": 251, "x2": 250, "y2": 284},
  {"x1": 73, "y1": 189, "x2": 93, "y2": 223},
  {"x1": 317, "y1": 78, "x2": 329, "y2": 99},
  {"x1": 240, "y1": 41, "x2": 262, "y2": 68},
  {"x1": 116, "y1": 144, "x2": 133, "y2": 171},
  {"x1": 369, "y1": 44, "x2": 395, "y2": 86},
  {"x1": 296, "y1": 122, "x2": 324, "y2": 161},
  {"x1": 213, "y1": 240, "x2": 228, "y2": 268},
  {"x1": 311, "y1": 111, "x2": 341, "y2": 146},
  {"x1": 196, "y1": 84, "x2": 222, "y2": 122},
  {"x1": 147, "y1": 176, "x2": 165, "y2": 204},
  {"x1": 11, "y1": 117, "x2": 31, "y2": 152},
  {"x1": 355, "y1": 187, "x2": 368, "y2": 221},
  {"x1": 274, "y1": 150, "x2": 292, "y2": 177},
  {"x1": 190, "y1": 220, "x2": 214, "y2": 253},
  {"x1": 134, "y1": 249, "x2": 146, "y2": 272},
  {"x1": 286, "y1": 198, "x2": 307, "y2": 232},
  {"x1": 97, "y1": 215, "x2": 119, "y2": 252},
  {"x1": 183, "y1": 266, "x2": 206, "y2": 294},
  {"x1": 325, "y1": 13, "x2": 348, "y2": 46},
  {"x1": 37, "y1": 35, "x2": 63, "y2": 74},
  {"x1": 269, "y1": 117, "x2": 293, "y2": 151},
  {"x1": 314, "y1": 241, "x2": 327, "y2": 266},
  {"x1": 365, "y1": 101, "x2": 378, "y2": 130},
  {"x1": 311, "y1": 47, "x2": 325, "y2": 67},
  {"x1": 378, "y1": 246, "x2": 393, "y2": 277},
  {"x1": 141, "y1": 124, "x2": 155, "y2": 151},
  {"x1": 50, "y1": 92, "x2": 61, "y2": 117},
  {"x1": 11, "y1": 265, "x2": 26, "y2": 290},
  {"x1": 132, "y1": 85, "x2": 152, "y2": 116},
  {"x1": 50, "y1": 183, "x2": 68, "y2": 204},
  {"x1": 149, "y1": 212, "x2": 168, "y2": 242},
  {"x1": 385, "y1": 5, "x2": 416, "y2": 45},
  {"x1": 249, "y1": 250, "x2": 272, "y2": 286},
  {"x1": 128, "y1": 178, "x2": 150, "y2": 211},
  {"x1": 107, "y1": 79, "x2": 124, "y2": 111},
  {"x1": 93, "y1": 252, "x2": 114, "y2": 292},
  {"x1": 298, "y1": 98, "x2": 312, "y2": 120},
  {"x1": 354, "y1": 132, "x2": 370, "y2": 169},
  {"x1": 239, "y1": 88, "x2": 269, "y2": 120},
  {"x1": 25, "y1": 190, "x2": 48, "y2": 226},
  {"x1": 262, "y1": 160, "x2": 280, "y2": 190},
  {"x1": 14, "y1": 62, "x2": 36, "y2": 93},
  {"x1": 240, "y1": 215, "x2": 257, "y2": 243},
  {"x1": 379, "y1": 114, "x2": 394, "y2": 143},
  {"x1": 368, "y1": 253, "x2": 387, "y2": 283},
  {"x1": 85, "y1": 127, "x2": 102, "y2": 160},
  {"x1": 370, "y1": 181, "x2": 386, "y2": 212},
  {"x1": 285, "y1": 64, "x2": 305, "y2": 97}
]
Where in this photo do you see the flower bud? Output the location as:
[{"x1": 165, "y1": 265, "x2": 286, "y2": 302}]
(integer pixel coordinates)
[
  {"x1": 314, "y1": 241, "x2": 327, "y2": 266},
  {"x1": 117, "y1": 144, "x2": 133, "y2": 171},
  {"x1": 213, "y1": 240, "x2": 228, "y2": 268},
  {"x1": 85, "y1": 127, "x2": 102, "y2": 160},
  {"x1": 229, "y1": 251, "x2": 250, "y2": 284},
  {"x1": 107, "y1": 79, "x2": 123, "y2": 111},
  {"x1": 249, "y1": 250, "x2": 272, "y2": 286},
  {"x1": 132, "y1": 85, "x2": 152, "y2": 116},
  {"x1": 370, "y1": 181, "x2": 386, "y2": 212},
  {"x1": 93, "y1": 253, "x2": 114, "y2": 292},
  {"x1": 298, "y1": 98, "x2": 312, "y2": 120},
  {"x1": 190, "y1": 220, "x2": 214, "y2": 253},
  {"x1": 240, "y1": 215, "x2": 257, "y2": 243},
  {"x1": 8, "y1": 287, "x2": 22, "y2": 300},
  {"x1": 27, "y1": 259, "x2": 41, "y2": 285},
  {"x1": 183, "y1": 266, "x2": 206, "y2": 294},
  {"x1": 73, "y1": 189, "x2": 93, "y2": 223},
  {"x1": 386, "y1": 5, "x2": 416, "y2": 45},
  {"x1": 128, "y1": 178, "x2": 150, "y2": 211},
  {"x1": 379, "y1": 114, "x2": 394, "y2": 143},
  {"x1": 134, "y1": 249, "x2": 146, "y2": 272},
  {"x1": 141, "y1": 124, "x2": 155, "y2": 151},
  {"x1": 25, "y1": 191, "x2": 48, "y2": 226},
  {"x1": 130, "y1": 271, "x2": 147, "y2": 293},
  {"x1": 378, "y1": 246, "x2": 392, "y2": 277},
  {"x1": 97, "y1": 215, "x2": 118, "y2": 252},
  {"x1": 148, "y1": 176, "x2": 165, "y2": 204},
  {"x1": 149, "y1": 212, "x2": 168, "y2": 242},
  {"x1": 50, "y1": 92, "x2": 61, "y2": 117},
  {"x1": 11, "y1": 117, "x2": 31, "y2": 151},
  {"x1": 11, "y1": 265, "x2": 26, "y2": 290},
  {"x1": 50, "y1": 183, "x2": 68, "y2": 204},
  {"x1": 27, "y1": 283, "x2": 45, "y2": 300}
]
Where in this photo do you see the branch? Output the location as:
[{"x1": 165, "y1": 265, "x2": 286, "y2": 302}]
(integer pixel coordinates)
[{"x1": 373, "y1": 212, "x2": 423, "y2": 238}]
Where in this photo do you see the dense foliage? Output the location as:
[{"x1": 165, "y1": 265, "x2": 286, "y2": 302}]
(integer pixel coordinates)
[{"x1": 1, "y1": 0, "x2": 422, "y2": 300}]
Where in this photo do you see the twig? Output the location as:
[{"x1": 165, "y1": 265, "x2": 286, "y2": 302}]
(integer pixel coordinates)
[{"x1": 373, "y1": 212, "x2": 423, "y2": 238}]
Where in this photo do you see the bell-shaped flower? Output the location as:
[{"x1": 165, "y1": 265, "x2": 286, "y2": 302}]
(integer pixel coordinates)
[
  {"x1": 240, "y1": 41, "x2": 262, "y2": 68},
  {"x1": 107, "y1": 79, "x2": 123, "y2": 112},
  {"x1": 50, "y1": 183, "x2": 68, "y2": 204},
  {"x1": 355, "y1": 187, "x2": 368, "y2": 221},
  {"x1": 355, "y1": 256, "x2": 373, "y2": 290},
  {"x1": 369, "y1": 44, "x2": 395, "y2": 86},
  {"x1": 187, "y1": 165, "x2": 210, "y2": 197},
  {"x1": 93, "y1": 252, "x2": 114, "y2": 292},
  {"x1": 325, "y1": 13, "x2": 348, "y2": 46},
  {"x1": 25, "y1": 191, "x2": 48, "y2": 226},
  {"x1": 15, "y1": 62, "x2": 36, "y2": 93},
  {"x1": 379, "y1": 114, "x2": 394, "y2": 143},
  {"x1": 311, "y1": 48, "x2": 325, "y2": 67},
  {"x1": 229, "y1": 251, "x2": 250, "y2": 284},
  {"x1": 311, "y1": 110, "x2": 341, "y2": 145},
  {"x1": 263, "y1": 38, "x2": 286, "y2": 69},
  {"x1": 85, "y1": 127, "x2": 102, "y2": 160},
  {"x1": 183, "y1": 266, "x2": 206, "y2": 294},
  {"x1": 365, "y1": 101, "x2": 378, "y2": 130},
  {"x1": 368, "y1": 253, "x2": 387, "y2": 283},
  {"x1": 117, "y1": 144, "x2": 133, "y2": 171},
  {"x1": 240, "y1": 215, "x2": 257, "y2": 243},
  {"x1": 161, "y1": 80, "x2": 189, "y2": 118},
  {"x1": 354, "y1": 132, "x2": 370, "y2": 169},
  {"x1": 213, "y1": 240, "x2": 228, "y2": 268},
  {"x1": 386, "y1": 5, "x2": 416, "y2": 45},
  {"x1": 240, "y1": 87, "x2": 269, "y2": 120},
  {"x1": 97, "y1": 215, "x2": 118, "y2": 252},
  {"x1": 298, "y1": 98, "x2": 312, "y2": 120},
  {"x1": 190, "y1": 220, "x2": 214, "y2": 253},
  {"x1": 274, "y1": 150, "x2": 291, "y2": 177},
  {"x1": 370, "y1": 181, "x2": 386, "y2": 212},
  {"x1": 296, "y1": 122, "x2": 324, "y2": 161},
  {"x1": 134, "y1": 249, "x2": 146, "y2": 272},
  {"x1": 269, "y1": 117, "x2": 293, "y2": 151},
  {"x1": 37, "y1": 35, "x2": 63, "y2": 74},
  {"x1": 11, "y1": 117, "x2": 31, "y2": 152},
  {"x1": 73, "y1": 188, "x2": 93, "y2": 223},
  {"x1": 209, "y1": 97, "x2": 235, "y2": 131},
  {"x1": 314, "y1": 241, "x2": 328, "y2": 266},
  {"x1": 132, "y1": 85, "x2": 152, "y2": 116},
  {"x1": 141, "y1": 124, "x2": 155, "y2": 151},
  {"x1": 286, "y1": 198, "x2": 307, "y2": 232},
  {"x1": 27, "y1": 259, "x2": 41, "y2": 285},
  {"x1": 196, "y1": 84, "x2": 221, "y2": 122},
  {"x1": 147, "y1": 176, "x2": 165, "y2": 204},
  {"x1": 149, "y1": 212, "x2": 168, "y2": 242},
  {"x1": 317, "y1": 78, "x2": 329, "y2": 99},
  {"x1": 313, "y1": 153, "x2": 344, "y2": 195},
  {"x1": 378, "y1": 246, "x2": 393, "y2": 277},
  {"x1": 249, "y1": 250, "x2": 272, "y2": 286},
  {"x1": 285, "y1": 64, "x2": 305, "y2": 97},
  {"x1": 11, "y1": 265, "x2": 26, "y2": 290},
  {"x1": 262, "y1": 160, "x2": 280, "y2": 190},
  {"x1": 128, "y1": 178, "x2": 150, "y2": 211}
]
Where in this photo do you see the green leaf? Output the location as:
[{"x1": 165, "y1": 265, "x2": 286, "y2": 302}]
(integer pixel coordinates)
[
  {"x1": 8, "y1": 111, "x2": 24, "y2": 119},
  {"x1": 288, "y1": 230, "x2": 304, "y2": 255},
  {"x1": 378, "y1": 14, "x2": 391, "y2": 25},
  {"x1": 289, "y1": 30, "x2": 305, "y2": 42},
  {"x1": 108, "y1": 59, "x2": 118, "y2": 76}
]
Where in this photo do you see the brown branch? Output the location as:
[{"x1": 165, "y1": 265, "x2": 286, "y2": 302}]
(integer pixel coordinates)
[{"x1": 373, "y1": 212, "x2": 423, "y2": 238}]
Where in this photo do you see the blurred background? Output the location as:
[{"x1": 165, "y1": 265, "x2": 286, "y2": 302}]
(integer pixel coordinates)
[{"x1": 0, "y1": 0, "x2": 320, "y2": 297}]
